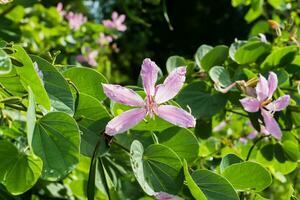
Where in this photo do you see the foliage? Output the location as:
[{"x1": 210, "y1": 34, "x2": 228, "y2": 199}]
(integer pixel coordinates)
[{"x1": 0, "y1": 0, "x2": 299, "y2": 200}]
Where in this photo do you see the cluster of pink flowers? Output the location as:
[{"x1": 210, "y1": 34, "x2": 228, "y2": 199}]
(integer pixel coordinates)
[
  {"x1": 103, "y1": 11, "x2": 127, "y2": 32},
  {"x1": 103, "y1": 58, "x2": 196, "y2": 135},
  {"x1": 76, "y1": 48, "x2": 98, "y2": 67},
  {"x1": 56, "y1": 3, "x2": 87, "y2": 30},
  {"x1": 98, "y1": 33, "x2": 113, "y2": 46},
  {"x1": 240, "y1": 72, "x2": 290, "y2": 140}
]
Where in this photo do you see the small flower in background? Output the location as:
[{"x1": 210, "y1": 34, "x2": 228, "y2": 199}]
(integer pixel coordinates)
[
  {"x1": 65, "y1": 12, "x2": 87, "y2": 30},
  {"x1": 98, "y1": 33, "x2": 113, "y2": 46},
  {"x1": 239, "y1": 121, "x2": 262, "y2": 144},
  {"x1": 103, "y1": 11, "x2": 127, "y2": 32},
  {"x1": 268, "y1": 20, "x2": 281, "y2": 36},
  {"x1": 33, "y1": 62, "x2": 44, "y2": 85},
  {"x1": 56, "y1": 2, "x2": 66, "y2": 17},
  {"x1": 76, "y1": 48, "x2": 98, "y2": 67},
  {"x1": 155, "y1": 192, "x2": 183, "y2": 200},
  {"x1": 240, "y1": 72, "x2": 290, "y2": 139},
  {"x1": 111, "y1": 43, "x2": 120, "y2": 53},
  {"x1": 0, "y1": 0, "x2": 13, "y2": 4},
  {"x1": 102, "y1": 58, "x2": 196, "y2": 135}
]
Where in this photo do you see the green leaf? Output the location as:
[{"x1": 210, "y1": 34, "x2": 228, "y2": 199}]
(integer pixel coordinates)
[
  {"x1": 0, "y1": 49, "x2": 12, "y2": 75},
  {"x1": 183, "y1": 160, "x2": 207, "y2": 200},
  {"x1": 0, "y1": 67, "x2": 26, "y2": 96},
  {"x1": 261, "y1": 46, "x2": 298, "y2": 70},
  {"x1": 229, "y1": 40, "x2": 247, "y2": 61},
  {"x1": 209, "y1": 66, "x2": 232, "y2": 88},
  {"x1": 234, "y1": 41, "x2": 271, "y2": 65},
  {"x1": 0, "y1": 141, "x2": 42, "y2": 195},
  {"x1": 11, "y1": 45, "x2": 51, "y2": 109},
  {"x1": 257, "y1": 143, "x2": 298, "y2": 174},
  {"x1": 192, "y1": 169, "x2": 239, "y2": 200},
  {"x1": 130, "y1": 140, "x2": 183, "y2": 195},
  {"x1": 195, "y1": 45, "x2": 213, "y2": 68},
  {"x1": 27, "y1": 87, "x2": 36, "y2": 148},
  {"x1": 156, "y1": 127, "x2": 199, "y2": 163},
  {"x1": 74, "y1": 93, "x2": 110, "y2": 157},
  {"x1": 177, "y1": 81, "x2": 227, "y2": 119},
  {"x1": 30, "y1": 55, "x2": 74, "y2": 115},
  {"x1": 130, "y1": 140, "x2": 156, "y2": 196},
  {"x1": 63, "y1": 67, "x2": 108, "y2": 101},
  {"x1": 220, "y1": 154, "x2": 243, "y2": 173},
  {"x1": 282, "y1": 141, "x2": 299, "y2": 162},
  {"x1": 245, "y1": 0, "x2": 263, "y2": 22},
  {"x1": 268, "y1": 0, "x2": 284, "y2": 9},
  {"x1": 166, "y1": 56, "x2": 186, "y2": 73},
  {"x1": 200, "y1": 45, "x2": 229, "y2": 71},
  {"x1": 32, "y1": 112, "x2": 80, "y2": 181},
  {"x1": 222, "y1": 161, "x2": 272, "y2": 192}
]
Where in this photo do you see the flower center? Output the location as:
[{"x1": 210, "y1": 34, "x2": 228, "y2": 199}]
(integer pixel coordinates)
[{"x1": 145, "y1": 95, "x2": 158, "y2": 118}]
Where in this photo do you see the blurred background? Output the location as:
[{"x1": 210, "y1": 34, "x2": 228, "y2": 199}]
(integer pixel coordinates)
[
  {"x1": 0, "y1": 0, "x2": 252, "y2": 84},
  {"x1": 0, "y1": 0, "x2": 296, "y2": 84}
]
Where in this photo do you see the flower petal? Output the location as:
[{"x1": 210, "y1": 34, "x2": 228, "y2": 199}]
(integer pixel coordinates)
[
  {"x1": 256, "y1": 74, "x2": 269, "y2": 101},
  {"x1": 261, "y1": 109, "x2": 282, "y2": 139},
  {"x1": 155, "y1": 67, "x2": 186, "y2": 104},
  {"x1": 156, "y1": 105, "x2": 196, "y2": 128},
  {"x1": 105, "y1": 108, "x2": 147, "y2": 136},
  {"x1": 268, "y1": 72, "x2": 278, "y2": 98},
  {"x1": 265, "y1": 95, "x2": 290, "y2": 112},
  {"x1": 102, "y1": 84, "x2": 144, "y2": 106},
  {"x1": 239, "y1": 97, "x2": 260, "y2": 112},
  {"x1": 155, "y1": 192, "x2": 183, "y2": 200},
  {"x1": 140, "y1": 58, "x2": 159, "y2": 96}
]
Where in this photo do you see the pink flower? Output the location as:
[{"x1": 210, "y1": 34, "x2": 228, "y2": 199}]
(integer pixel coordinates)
[
  {"x1": 56, "y1": 2, "x2": 66, "y2": 17},
  {"x1": 103, "y1": 11, "x2": 127, "y2": 32},
  {"x1": 66, "y1": 12, "x2": 87, "y2": 30},
  {"x1": 102, "y1": 58, "x2": 196, "y2": 135},
  {"x1": 33, "y1": 62, "x2": 44, "y2": 85},
  {"x1": 76, "y1": 49, "x2": 98, "y2": 67},
  {"x1": 239, "y1": 72, "x2": 290, "y2": 139},
  {"x1": 98, "y1": 33, "x2": 113, "y2": 46},
  {"x1": 155, "y1": 192, "x2": 183, "y2": 200}
]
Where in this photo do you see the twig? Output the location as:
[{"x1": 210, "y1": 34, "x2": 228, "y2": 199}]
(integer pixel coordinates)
[{"x1": 246, "y1": 135, "x2": 267, "y2": 161}]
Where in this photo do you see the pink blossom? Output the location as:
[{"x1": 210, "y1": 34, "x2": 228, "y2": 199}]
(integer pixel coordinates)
[
  {"x1": 33, "y1": 62, "x2": 44, "y2": 85},
  {"x1": 98, "y1": 33, "x2": 113, "y2": 46},
  {"x1": 103, "y1": 11, "x2": 127, "y2": 32},
  {"x1": 102, "y1": 58, "x2": 196, "y2": 135},
  {"x1": 56, "y1": 3, "x2": 66, "y2": 17},
  {"x1": 66, "y1": 12, "x2": 87, "y2": 30},
  {"x1": 155, "y1": 192, "x2": 183, "y2": 200},
  {"x1": 239, "y1": 72, "x2": 290, "y2": 139},
  {"x1": 76, "y1": 49, "x2": 98, "y2": 67}
]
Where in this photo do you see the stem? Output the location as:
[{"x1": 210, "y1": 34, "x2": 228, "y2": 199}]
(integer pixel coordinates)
[
  {"x1": 4, "y1": 103, "x2": 43, "y2": 116},
  {"x1": 112, "y1": 140, "x2": 130, "y2": 153},
  {"x1": 150, "y1": 131, "x2": 159, "y2": 144},
  {"x1": 0, "y1": 83, "x2": 14, "y2": 96},
  {"x1": 67, "y1": 79, "x2": 80, "y2": 110},
  {"x1": 0, "y1": 4, "x2": 16, "y2": 17},
  {"x1": 246, "y1": 135, "x2": 266, "y2": 161},
  {"x1": 225, "y1": 109, "x2": 248, "y2": 117}
]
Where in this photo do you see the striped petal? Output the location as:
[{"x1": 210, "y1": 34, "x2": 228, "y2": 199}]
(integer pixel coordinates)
[
  {"x1": 268, "y1": 72, "x2": 278, "y2": 98},
  {"x1": 256, "y1": 74, "x2": 269, "y2": 101},
  {"x1": 102, "y1": 84, "x2": 144, "y2": 106},
  {"x1": 265, "y1": 95, "x2": 290, "y2": 112},
  {"x1": 261, "y1": 109, "x2": 282, "y2": 140},
  {"x1": 155, "y1": 67, "x2": 186, "y2": 104},
  {"x1": 105, "y1": 108, "x2": 147, "y2": 136},
  {"x1": 156, "y1": 105, "x2": 196, "y2": 128},
  {"x1": 240, "y1": 97, "x2": 260, "y2": 112},
  {"x1": 140, "y1": 58, "x2": 159, "y2": 96}
]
